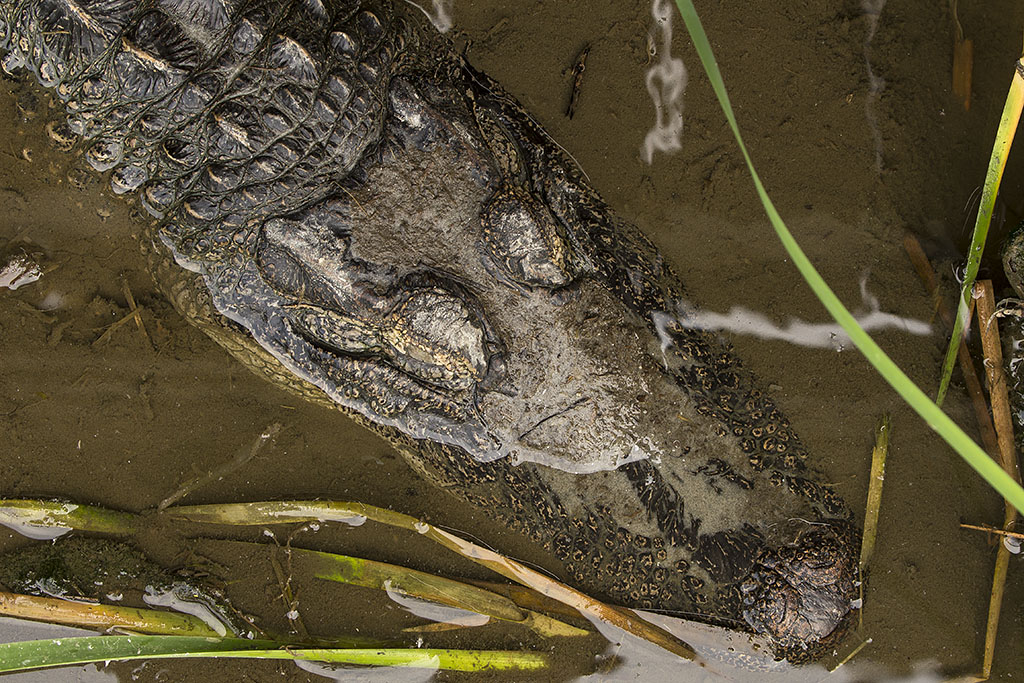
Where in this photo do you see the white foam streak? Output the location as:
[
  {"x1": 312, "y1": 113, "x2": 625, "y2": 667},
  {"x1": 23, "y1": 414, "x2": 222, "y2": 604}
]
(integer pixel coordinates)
[
  {"x1": 677, "y1": 277, "x2": 931, "y2": 350},
  {"x1": 861, "y1": 0, "x2": 887, "y2": 173},
  {"x1": 641, "y1": 0, "x2": 687, "y2": 164},
  {"x1": 403, "y1": 0, "x2": 452, "y2": 33},
  {"x1": 683, "y1": 305, "x2": 930, "y2": 350},
  {"x1": 143, "y1": 584, "x2": 228, "y2": 636},
  {"x1": 383, "y1": 580, "x2": 490, "y2": 627}
]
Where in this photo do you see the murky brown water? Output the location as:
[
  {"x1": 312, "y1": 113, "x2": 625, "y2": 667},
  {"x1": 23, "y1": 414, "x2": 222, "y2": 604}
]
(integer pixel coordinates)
[{"x1": 1, "y1": 1, "x2": 1023, "y2": 680}]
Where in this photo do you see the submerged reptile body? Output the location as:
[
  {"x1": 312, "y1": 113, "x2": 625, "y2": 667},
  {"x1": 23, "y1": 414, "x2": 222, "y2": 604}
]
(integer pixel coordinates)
[{"x1": 0, "y1": 0, "x2": 858, "y2": 660}]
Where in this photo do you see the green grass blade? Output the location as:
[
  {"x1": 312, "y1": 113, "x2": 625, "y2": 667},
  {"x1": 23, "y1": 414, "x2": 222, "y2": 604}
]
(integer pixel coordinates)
[
  {"x1": 935, "y1": 64, "x2": 1024, "y2": 405},
  {"x1": 671, "y1": 0, "x2": 1024, "y2": 515},
  {"x1": 0, "y1": 635, "x2": 549, "y2": 673}
]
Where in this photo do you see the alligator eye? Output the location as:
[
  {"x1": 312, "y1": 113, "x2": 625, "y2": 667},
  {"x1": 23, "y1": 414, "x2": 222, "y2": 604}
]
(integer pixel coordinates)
[
  {"x1": 285, "y1": 288, "x2": 492, "y2": 394},
  {"x1": 287, "y1": 303, "x2": 381, "y2": 356},
  {"x1": 376, "y1": 288, "x2": 491, "y2": 392},
  {"x1": 480, "y1": 183, "x2": 577, "y2": 290}
]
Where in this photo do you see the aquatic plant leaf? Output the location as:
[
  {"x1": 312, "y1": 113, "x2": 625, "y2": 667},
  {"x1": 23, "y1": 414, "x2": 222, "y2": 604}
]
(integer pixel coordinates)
[
  {"x1": 217, "y1": 539, "x2": 589, "y2": 637},
  {"x1": 166, "y1": 501, "x2": 699, "y2": 661}
]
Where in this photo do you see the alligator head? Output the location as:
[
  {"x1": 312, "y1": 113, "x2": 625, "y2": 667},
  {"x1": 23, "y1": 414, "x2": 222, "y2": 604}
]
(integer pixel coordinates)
[{"x1": 0, "y1": 0, "x2": 860, "y2": 661}]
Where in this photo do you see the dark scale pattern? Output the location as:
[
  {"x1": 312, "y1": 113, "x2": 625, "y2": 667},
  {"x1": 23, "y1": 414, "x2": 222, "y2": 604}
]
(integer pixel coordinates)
[
  {"x1": 0, "y1": 0, "x2": 860, "y2": 663},
  {"x1": 1, "y1": 0, "x2": 399, "y2": 264}
]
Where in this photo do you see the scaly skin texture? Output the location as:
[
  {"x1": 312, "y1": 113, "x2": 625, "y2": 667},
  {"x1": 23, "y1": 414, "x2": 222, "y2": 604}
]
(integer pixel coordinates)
[{"x1": 0, "y1": 0, "x2": 859, "y2": 660}]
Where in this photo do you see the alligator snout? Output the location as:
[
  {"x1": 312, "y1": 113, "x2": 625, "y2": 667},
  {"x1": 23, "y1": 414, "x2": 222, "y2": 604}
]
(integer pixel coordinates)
[{"x1": 740, "y1": 522, "x2": 858, "y2": 659}]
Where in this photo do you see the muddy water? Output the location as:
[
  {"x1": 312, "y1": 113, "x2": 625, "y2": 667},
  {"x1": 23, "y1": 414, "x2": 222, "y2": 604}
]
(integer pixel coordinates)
[{"x1": 1, "y1": 1, "x2": 1022, "y2": 680}]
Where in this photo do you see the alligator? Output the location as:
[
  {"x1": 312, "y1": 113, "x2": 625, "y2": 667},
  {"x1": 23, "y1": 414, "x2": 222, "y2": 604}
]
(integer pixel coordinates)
[{"x1": 0, "y1": 0, "x2": 859, "y2": 662}]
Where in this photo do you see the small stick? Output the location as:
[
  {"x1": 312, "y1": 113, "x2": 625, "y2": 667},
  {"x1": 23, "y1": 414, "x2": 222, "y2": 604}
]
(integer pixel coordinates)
[
  {"x1": 973, "y1": 279, "x2": 1021, "y2": 680},
  {"x1": 121, "y1": 279, "x2": 152, "y2": 348},
  {"x1": 831, "y1": 636, "x2": 872, "y2": 673},
  {"x1": 974, "y1": 281, "x2": 1024, "y2": 484},
  {"x1": 960, "y1": 523, "x2": 1024, "y2": 541},
  {"x1": 902, "y1": 235, "x2": 1000, "y2": 456},
  {"x1": 564, "y1": 45, "x2": 591, "y2": 119},
  {"x1": 91, "y1": 309, "x2": 145, "y2": 348}
]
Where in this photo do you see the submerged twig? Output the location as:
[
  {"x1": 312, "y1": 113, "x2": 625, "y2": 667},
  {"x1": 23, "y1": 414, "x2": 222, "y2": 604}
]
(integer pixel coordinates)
[
  {"x1": 158, "y1": 423, "x2": 282, "y2": 510},
  {"x1": 91, "y1": 308, "x2": 146, "y2": 348},
  {"x1": 960, "y1": 523, "x2": 1024, "y2": 541},
  {"x1": 973, "y1": 280, "x2": 1021, "y2": 680},
  {"x1": 902, "y1": 234, "x2": 999, "y2": 457},
  {"x1": 949, "y1": 0, "x2": 973, "y2": 111},
  {"x1": 120, "y1": 279, "x2": 152, "y2": 348}
]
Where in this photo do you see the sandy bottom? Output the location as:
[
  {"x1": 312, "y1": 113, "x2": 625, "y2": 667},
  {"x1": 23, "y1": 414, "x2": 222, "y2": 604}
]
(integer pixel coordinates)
[{"x1": 1, "y1": 1, "x2": 1022, "y2": 681}]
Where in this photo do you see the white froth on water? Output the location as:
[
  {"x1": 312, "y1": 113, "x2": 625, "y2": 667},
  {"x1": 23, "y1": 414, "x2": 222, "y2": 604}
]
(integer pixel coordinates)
[
  {"x1": 861, "y1": 0, "x2": 887, "y2": 173},
  {"x1": 404, "y1": 0, "x2": 453, "y2": 33},
  {"x1": 641, "y1": 0, "x2": 688, "y2": 164},
  {"x1": 383, "y1": 580, "x2": 490, "y2": 626},
  {"x1": 674, "y1": 274, "x2": 931, "y2": 350}
]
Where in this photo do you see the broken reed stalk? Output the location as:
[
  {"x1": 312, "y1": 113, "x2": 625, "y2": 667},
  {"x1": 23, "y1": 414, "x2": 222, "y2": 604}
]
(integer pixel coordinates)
[
  {"x1": 856, "y1": 414, "x2": 890, "y2": 632},
  {"x1": 166, "y1": 501, "x2": 703, "y2": 664},
  {"x1": 859, "y1": 414, "x2": 890, "y2": 574},
  {"x1": 464, "y1": 578, "x2": 586, "y2": 620},
  {"x1": 857, "y1": 413, "x2": 890, "y2": 608},
  {"x1": 902, "y1": 235, "x2": 999, "y2": 457},
  {"x1": 972, "y1": 280, "x2": 1022, "y2": 680},
  {"x1": 0, "y1": 590, "x2": 222, "y2": 637}
]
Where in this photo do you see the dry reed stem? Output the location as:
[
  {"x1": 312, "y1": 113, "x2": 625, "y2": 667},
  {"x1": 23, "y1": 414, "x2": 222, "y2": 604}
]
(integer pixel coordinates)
[
  {"x1": 973, "y1": 280, "x2": 1021, "y2": 680},
  {"x1": 0, "y1": 590, "x2": 221, "y2": 637}
]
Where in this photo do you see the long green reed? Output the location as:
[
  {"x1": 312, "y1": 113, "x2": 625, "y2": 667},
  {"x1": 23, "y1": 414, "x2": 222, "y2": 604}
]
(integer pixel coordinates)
[
  {"x1": 935, "y1": 59, "x2": 1024, "y2": 406},
  {"x1": 0, "y1": 635, "x2": 548, "y2": 674},
  {"x1": 671, "y1": 0, "x2": 1024, "y2": 515}
]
